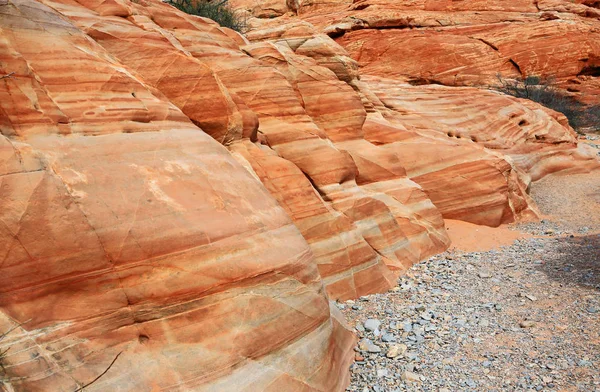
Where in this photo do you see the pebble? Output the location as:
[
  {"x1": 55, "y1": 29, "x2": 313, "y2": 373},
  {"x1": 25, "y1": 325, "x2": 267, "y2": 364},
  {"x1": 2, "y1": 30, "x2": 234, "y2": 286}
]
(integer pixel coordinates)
[
  {"x1": 401, "y1": 371, "x2": 421, "y2": 383},
  {"x1": 386, "y1": 344, "x2": 408, "y2": 358},
  {"x1": 525, "y1": 294, "x2": 538, "y2": 301},
  {"x1": 358, "y1": 338, "x2": 381, "y2": 353},
  {"x1": 364, "y1": 318, "x2": 381, "y2": 332},
  {"x1": 519, "y1": 320, "x2": 536, "y2": 328},
  {"x1": 381, "y1": 333, "x2": 396, "y2": 342},
  {"x1": 340, "y1": 232, "x2": 600, "y2": 391},
  {"x1": 406, "y1": 351, "x2": 419, "y2": 361}
]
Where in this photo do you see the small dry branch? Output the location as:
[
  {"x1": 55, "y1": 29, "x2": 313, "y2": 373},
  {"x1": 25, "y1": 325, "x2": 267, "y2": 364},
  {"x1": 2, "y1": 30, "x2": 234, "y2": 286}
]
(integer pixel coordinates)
[
  {"x1": 73, "y1": 351, "x2": 122, "y2": 391},
  {"x1": 0, "y1": 319, "x2": 31, "y2": 374},
  {"x1": 0, "y1": 72, "x2": 15, "y2": 80}
]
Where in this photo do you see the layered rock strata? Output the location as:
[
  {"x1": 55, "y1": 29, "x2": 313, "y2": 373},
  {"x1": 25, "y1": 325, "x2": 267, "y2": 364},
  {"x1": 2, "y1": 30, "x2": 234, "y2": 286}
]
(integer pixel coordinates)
[
  {"x1": 235, "y1": 0, "x2": 600, "y2": 104},
  {"x1": 1, "y1": 0, "x2": 598, "y2": 390},
  {"x1": 0, "y1": 1, "x2": 355, "y2": 390}
]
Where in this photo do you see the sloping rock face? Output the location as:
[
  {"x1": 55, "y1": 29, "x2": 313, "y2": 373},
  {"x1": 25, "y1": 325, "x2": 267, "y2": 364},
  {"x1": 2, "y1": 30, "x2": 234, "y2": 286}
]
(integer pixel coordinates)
[
  {"x1": 236, "y1": 0, "x2": 600, "y2": 104},
  {"x1": 241, "y1": 20, "x2": 597, "y2": 224},
  {"x1": 362, "y1": 76, "x2": 600, "y2": 181},
  {"x1": 28, "y1": 0, "x2": 454, "y2": 300},
  {"x1": 0, "y1": 0, "x2": 598, "y2": 390},
  {"x1": 0, "y1": 1, "x2": 354, "y2": 390}
]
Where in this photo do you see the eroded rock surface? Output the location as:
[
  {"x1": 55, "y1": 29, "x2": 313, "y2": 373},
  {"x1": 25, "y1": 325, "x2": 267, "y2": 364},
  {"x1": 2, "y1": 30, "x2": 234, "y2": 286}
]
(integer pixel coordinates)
[
  {"x1": 1, "y1": 0, "x2": 599, "y2": 390},
  {"x1": 0, "y1": 1, "x2": 354, "y2": 390},
  {"x1": 237, "y1": 0, "x2": 600, "y2": 104}
]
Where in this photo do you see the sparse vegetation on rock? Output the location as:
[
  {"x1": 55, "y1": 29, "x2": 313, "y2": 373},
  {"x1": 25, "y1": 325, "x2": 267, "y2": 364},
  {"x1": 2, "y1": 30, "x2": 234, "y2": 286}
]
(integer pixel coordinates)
[
  {"x1": 167, "y1": 0, "x2": 246, "y2": 32},
  {"x1": 496, "y1": 75, "x2": 600, "y2": 133}
]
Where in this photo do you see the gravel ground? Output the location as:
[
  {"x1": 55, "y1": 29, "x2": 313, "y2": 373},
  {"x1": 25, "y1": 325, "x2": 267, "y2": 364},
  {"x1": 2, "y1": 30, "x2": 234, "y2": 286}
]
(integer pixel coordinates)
[
  {"x1": 340, "y1": 171, "x2": 600, "y2": 392},
  {"x1": 523, "y1": 171, "x2": 600, "y2": 236}
]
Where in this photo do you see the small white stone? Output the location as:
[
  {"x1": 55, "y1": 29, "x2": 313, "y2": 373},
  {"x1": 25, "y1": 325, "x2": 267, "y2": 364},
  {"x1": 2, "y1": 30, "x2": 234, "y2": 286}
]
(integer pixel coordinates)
[
  {"x1": 401, "y1": 371, "x2": 421, "y2": 383},
  {"x1": 386, "y1": 344, "x2": 407, "y2": 358}
]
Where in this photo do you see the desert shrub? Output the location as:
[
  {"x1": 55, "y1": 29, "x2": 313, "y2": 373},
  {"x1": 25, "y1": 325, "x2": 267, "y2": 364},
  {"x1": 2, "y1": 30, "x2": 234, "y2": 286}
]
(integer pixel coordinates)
[
  {"x1": 168, "y1": 0, "x2": 247, "y2": 33},
  {"x1": 496, "y1": 75, "x2": 600, "y2": 132},
  {"x1": 0, "y1": 324, "x2": 19, "y2": 378}
]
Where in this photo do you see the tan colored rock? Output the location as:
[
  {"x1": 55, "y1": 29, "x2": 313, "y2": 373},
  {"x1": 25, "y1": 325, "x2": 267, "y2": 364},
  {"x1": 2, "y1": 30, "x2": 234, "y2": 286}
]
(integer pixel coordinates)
[
  {"x1": 520, "y1": 320, "x2": 536, "y2": 328},
  {"x1": 386, "y1": 343, "x2": 408, "y2": 358},
  {"x1": 402, "y1": 371, "x2": 422, "y2": 383}
]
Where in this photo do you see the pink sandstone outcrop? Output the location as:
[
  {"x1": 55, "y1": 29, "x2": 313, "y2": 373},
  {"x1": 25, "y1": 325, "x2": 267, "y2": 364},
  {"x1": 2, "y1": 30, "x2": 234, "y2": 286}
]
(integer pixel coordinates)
[{"x1": 1, "y1": 0, "x2": 599, "y2": 390}]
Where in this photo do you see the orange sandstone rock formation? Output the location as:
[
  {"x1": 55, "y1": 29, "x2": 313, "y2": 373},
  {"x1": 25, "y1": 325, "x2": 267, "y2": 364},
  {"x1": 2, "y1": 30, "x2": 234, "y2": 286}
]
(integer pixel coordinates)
[
  {"x1": 1, "y1": 0, "x2": 599, "y2": 390},
  {"x1": 240, "y1": 20, "x2": 597, "y2": 225},
  {"x1": 362, "y1": 76, "x2": 600, "y2": 181},
  {"x1": 0, "y1": 1, "x2": 354, "y2": 390},
  {"x1": 236, "y1": 0, "x2": 600, "y2": 104}
]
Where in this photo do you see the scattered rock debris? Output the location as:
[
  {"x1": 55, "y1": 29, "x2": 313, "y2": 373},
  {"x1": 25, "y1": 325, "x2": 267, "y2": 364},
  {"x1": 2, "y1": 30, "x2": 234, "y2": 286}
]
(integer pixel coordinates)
[{"x1": 341, "y1": 234, "x2": 599, "y2": 391}]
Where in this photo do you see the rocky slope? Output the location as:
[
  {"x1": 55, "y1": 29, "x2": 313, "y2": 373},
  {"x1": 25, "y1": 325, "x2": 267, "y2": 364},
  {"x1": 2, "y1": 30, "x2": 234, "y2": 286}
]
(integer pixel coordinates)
[{"x1": 0, "y1": 0, "x2": 598, "y2": 390}]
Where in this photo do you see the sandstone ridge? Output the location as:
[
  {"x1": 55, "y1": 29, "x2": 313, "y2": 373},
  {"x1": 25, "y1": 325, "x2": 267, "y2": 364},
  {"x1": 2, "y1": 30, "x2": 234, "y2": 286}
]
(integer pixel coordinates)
[{"x1": 0, "y1": 0, "x2": 598, "y2": 390}]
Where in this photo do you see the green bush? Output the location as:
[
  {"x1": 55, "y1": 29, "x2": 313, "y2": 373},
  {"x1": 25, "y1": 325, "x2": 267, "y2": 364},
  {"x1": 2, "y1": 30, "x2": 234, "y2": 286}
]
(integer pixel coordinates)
[
  {"x1": 496, "y1": 75, "x2": 600, "y2": 133},
  {"x1": 168, "y1": 0, "x2": 247, "y2": 33}
]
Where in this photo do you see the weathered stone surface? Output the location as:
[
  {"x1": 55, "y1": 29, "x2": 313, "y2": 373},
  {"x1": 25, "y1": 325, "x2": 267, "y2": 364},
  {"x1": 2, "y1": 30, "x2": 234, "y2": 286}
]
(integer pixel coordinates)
[
  {"x1": 2, "y1": 0, "x2": 599, "y2": 390},
  {"x1": 229, "y1": 140, "x2": 401, "y2": 300},
  {"x1": 254, "y1": 0, "x2": 600, "y2": 104},
  {"x1": 0, "y1": 1, "x2": 354, "y2": 390},
  {"x1": 223, "y1": 41, "x2": 450, "y2": 298},
  {"x1": 240, "y1": 24, "x2": 547, "y2": 226},
  {"x1": 229, "y1": 0, "x2": 289, "y2": 18},
  {"x1": 362, "y1": 76, "x2": 600, "y2": 181},
  {"x1": 336, "y1": 20, "x2": 600, "y2": 98},
  {"x1": 236, "y1": 16, "x2": 599, "y2": 225}
]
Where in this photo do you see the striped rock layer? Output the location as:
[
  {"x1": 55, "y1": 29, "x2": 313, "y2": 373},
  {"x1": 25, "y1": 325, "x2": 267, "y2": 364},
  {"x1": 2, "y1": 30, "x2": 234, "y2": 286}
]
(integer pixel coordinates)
[
  {"x1": 0, "y1": 0, "x2": 598, "y2": 391},
  {"x1": 234, "y1": 0, "x2": 600, "y2": 104}
]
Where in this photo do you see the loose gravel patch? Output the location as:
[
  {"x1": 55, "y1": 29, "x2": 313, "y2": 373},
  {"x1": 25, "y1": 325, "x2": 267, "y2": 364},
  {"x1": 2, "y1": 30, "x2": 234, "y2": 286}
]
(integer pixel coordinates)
[
  {"x1": 340, "y1": 168, "x2": 600, "y2": 391},
  {"x1": 340, "y1": 234, "x2": 600, "y2": 391}
]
